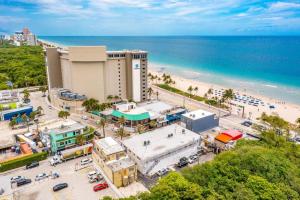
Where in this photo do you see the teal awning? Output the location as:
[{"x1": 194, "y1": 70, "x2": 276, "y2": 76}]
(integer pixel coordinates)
[{"x1": 112, "y1": 110, "x2": 150, "y2": 121}]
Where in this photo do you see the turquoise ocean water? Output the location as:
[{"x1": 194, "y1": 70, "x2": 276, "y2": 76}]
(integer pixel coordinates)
[{"x1": 39, "y1": 36, "x2": 300, "y2": 104}]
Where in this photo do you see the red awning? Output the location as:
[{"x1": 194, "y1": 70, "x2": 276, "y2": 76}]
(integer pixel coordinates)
[{"x1": 222, "y1": 130, "x2": 243, "y2": 140}]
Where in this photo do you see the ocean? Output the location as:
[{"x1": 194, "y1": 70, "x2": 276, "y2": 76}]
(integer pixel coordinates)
[{"x1": 39, "y1": 36, "x2": 300, "y2": 104}]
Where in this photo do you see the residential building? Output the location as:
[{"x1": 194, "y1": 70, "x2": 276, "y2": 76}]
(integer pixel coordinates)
[
  {"x1": 122, "y1": 124, "x2": 201, "y2": 176},
  {"x1": 45, "y1": 46, "x2": 148, "y2": 103},
  {"x1": 214, "y1": 130, "x2": 243, "y2": 152},
  {"x1": 26, "y1": 34, "x2": 37, "y2": 46},
  {"x1": 47, "y1": 122, "x2": 93, "y2": 153},
  {"x1": 181, "y1": 109, "x2": 219, "y2": 133},
  {"x1": 92, "y1": 137, "x2": 137, "y2": 187}
]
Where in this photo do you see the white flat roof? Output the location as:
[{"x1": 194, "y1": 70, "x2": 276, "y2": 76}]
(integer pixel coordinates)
[
  {"x1": 182, "y1": 109, "x2": 215, "y2": 120},
  {"x1": 139, "y1": 101, "x2": 173, "y2": 114},
  {"x1": 95, "y1": 137, "x2": 124, "y2": 155},
  {"x1": 122, "y1": 124, "x2": 200, "y2": 161}
]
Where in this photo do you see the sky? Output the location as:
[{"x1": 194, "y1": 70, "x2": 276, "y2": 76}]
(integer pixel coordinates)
[{"x1": 0, "y1": 0, "x2": 300, "y2": 36}]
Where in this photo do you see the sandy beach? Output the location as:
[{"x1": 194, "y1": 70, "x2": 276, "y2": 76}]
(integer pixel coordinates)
[{"x1": 149, "y1": 62, "x2": 300, "y2": 124}]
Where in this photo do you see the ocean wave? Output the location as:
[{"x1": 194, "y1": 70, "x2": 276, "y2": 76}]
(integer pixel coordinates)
[{"x1": 263, "y1": 84, "x2": 278, "y2": 88}]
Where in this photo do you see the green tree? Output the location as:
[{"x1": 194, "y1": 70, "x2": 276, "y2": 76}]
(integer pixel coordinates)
[
  {"x1": 39, "y1": 86, "x2": 47, "y2": 96},
  {"x1": 58, "y1": 110, "x2": 70, "y2": 119},
  {"x1": 222, "y1": 89, "x2": 234, "y2": 113},
  {"x1": 23, "y1": 89, "x2": 30, "y2": 101},
  {"x1": 296, "y1": 118, "x2": 300, "y2": 128},
  {"x1": 21, "y1": 113, "x2": 29, "y2": 131},
  {"x1": 36, "y1": 106, "x2": 43, "y2": 115},
  {"x1": 118, "y1": 116, "x2": 126, "y2": 128},
  {"x1": 116, "y1": 127, "x2": 126, "y2": 140},
  {"x1": 149, "y1": 120, "x2": 157, "y2": 129},
  {"x1": 147, "y1": 87, "x2": 153, "y2": 99},
  {"x1": 82, "y1": 98, "x2": 99, "y2": 112},
  {"x1": 136, "y1": 124, "x2": 145, "y2": 134},
  {"x1": 194, "y1": 86, "x2": 199, "y2": 95},
  {"x1": 9, "y1": 117, "x2": 17, "y2": 129},
  {"x1": 187, "y1": 86, "x2": 193, "y2": 97},
  {"x1": 99, "y1": 118, "x2": 107, "y2": 138},
  {"x1": 76, "y1": 134, "x2": 86, "y2": 146}
]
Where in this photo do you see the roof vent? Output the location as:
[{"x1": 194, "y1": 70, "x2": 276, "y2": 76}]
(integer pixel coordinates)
[
  {"x1": 182, "y1": 129, "x2": 185, "y2": 134},
  {"x1": 193, "y1": 114, "x2": 196, "y2": 118},
  {"x1": 144, "y1": 140, "x2": 151, "y2": 146},
  {"x1": 167, "y1": 133, "x2": 174, "y2": 138}
]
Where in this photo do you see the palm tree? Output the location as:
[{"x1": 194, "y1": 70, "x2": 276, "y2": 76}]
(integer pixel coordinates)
[
  {"x1": 223, "y1": 89, "x2": 234, "y2": 112},
  {"x1": 157, "y1": 77, "x2": 161, "y2": 83},
  {"x1": 194, "y1": 86, "x2": 199, "y2": 95},
  {"x1": 76, "y1": 134, "x2": 86, "y2": 145},
  {"x1": 107, "y1": 95, "x2": 114, "y2": 102},
  {"x1": 136, "y1": 124, "x2": 145, "y2": 134},
  {"x1": 187, "y1": 86, "x2": 193, "y2": 97},
  {"x1": 9, "y1": 117, "x2": 17, "y2": 129},
  {"x1": 116, "y1": 127, "x2": 126, "y2": 140},
  {"x1": 149, "y1": 120, "x2": 157, "y2": 129},
  {"x1": 207, "y1": 88, "x2": 213, "y2": 98},
  {"x1": 118, "y1": 116, "x2": 126, "y2": 128},
  {"x1": 82, "y1": 98, "x2": 99, "y2": 112},
  {"x1": 150, "y1": 75, "x2": 155, "y2": 83},
  {"x1": 37, "y1": 106, "x2": 43, "y2": 115},
  {"x1": 23, "y1": 89, "x2": 30, "y2": 101},
  {"x1": 148, "y1": 72, "x2": 152, "y2": 77},
  {"x1": 295, "y1": 118, "x2": 300, "y2": 128},
  {"x1": 155, "y1": 91, "x2": 159, "y2": 100},
  {"x1": 21, "y1": 114, "x2": 29, "y2": 131},
  {"x1": 39, "y1": 86, "x2": 47, "y2": 96},
  {"x1": 147, "y1": 87, "x2": 153, "y2": 100},
  {"x1": 99, "y1": 118, "x2": 107, "y2": 138},
  {"x1": 58, "y1": 110, "x2": 70, "y2": 119}
]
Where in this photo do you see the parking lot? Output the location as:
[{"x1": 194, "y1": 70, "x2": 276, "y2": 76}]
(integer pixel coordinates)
[{"x1": 0, "y1": 156, "x2": 118, "y2": 200}]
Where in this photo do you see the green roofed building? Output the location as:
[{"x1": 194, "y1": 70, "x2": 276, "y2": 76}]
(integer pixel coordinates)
[
  {"x1": 49, "y1": 123, "x2": 94, "y2": 153},
  {"x1": 111, "y1": 103, "x2": 150, "y2": 127}
]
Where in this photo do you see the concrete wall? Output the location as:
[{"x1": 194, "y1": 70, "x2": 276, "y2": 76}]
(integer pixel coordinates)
[
  {"x1": 46, "y1": 48, "x2": 63, "y2": 89},
  {"x1": 69, "y1": 46, "x2": 107, "y2": 62}
]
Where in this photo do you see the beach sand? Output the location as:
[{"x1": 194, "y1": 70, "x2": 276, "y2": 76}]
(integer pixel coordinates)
[{"x1": 149, "y1": 63, "x2": 300, "y2": 124}]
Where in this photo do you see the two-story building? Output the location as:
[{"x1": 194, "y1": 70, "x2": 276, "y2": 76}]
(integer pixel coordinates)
[
  {"x1": 92, "y1": 137, "x2": 137, "y2": 188},
  {"x1": 49, "y1": 122, "x2": 93, "y2": 153}
]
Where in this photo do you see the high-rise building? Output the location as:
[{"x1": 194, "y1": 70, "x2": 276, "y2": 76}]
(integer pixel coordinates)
[{"x1": 46, "y1": 46, "x2": 148, "y2": 103}]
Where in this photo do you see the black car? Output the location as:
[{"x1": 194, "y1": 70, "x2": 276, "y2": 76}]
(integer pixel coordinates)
[
  {"x1": 177, "y1": 157, "x2": 189, "y2": 168},
  {"x1": 241, "y1": 121, "x2": 252, "y2": 127},
  {"x1": 26, "y1": 161, "x2": 39, "y2": 169},
  {"x1": 16, "y1": 179, "x2": 31, "y2": 187},
  {"x1": 53, "y1": 183, "x2": 68, "y2": 192}
]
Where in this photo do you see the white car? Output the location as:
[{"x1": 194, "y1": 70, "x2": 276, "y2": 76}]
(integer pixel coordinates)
[
  {"x1": 35, "y1": 173, "x2": 48, "y2": 181},
  {"x1": 51, "y1": 172, "x2": 60, "y2": 179},
  {"x1": 81, "y1": 115, "x2": 88, "y2": 120},
  {"x1": 87, "y1": 170, "x2": 100, "y2": 179},
  {"x1": 10, "y1": 176, "x2": 25, "y2": 183},
  {"x1": 80, "y1": 158, "x2": 92, "y2": 166},
  {"x1": 50, "y1": 156, "x2": 62, "y2": 166},
  {"x1": 156, "y1": 168, "x2": 170, "y2": 176}
]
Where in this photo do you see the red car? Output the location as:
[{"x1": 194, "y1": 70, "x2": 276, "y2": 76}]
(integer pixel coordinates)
[{"x1": 93, "y1": 182, "x2": 109, "y2": 192}]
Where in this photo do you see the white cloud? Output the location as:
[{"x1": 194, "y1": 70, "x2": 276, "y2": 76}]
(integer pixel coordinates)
[{"x1": 269, "y1": 2, "x2": 300, "y2": 12}]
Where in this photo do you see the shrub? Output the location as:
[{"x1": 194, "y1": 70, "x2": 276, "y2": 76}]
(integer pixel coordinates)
[{"x1": 0, "y1": 152, "x2": 48, "y2": 172}]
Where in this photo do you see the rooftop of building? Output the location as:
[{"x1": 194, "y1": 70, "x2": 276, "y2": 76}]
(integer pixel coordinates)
[
  {"x1": 48, "y1": 121, "x2": 85, "y2": 136},
  {"x1": 56, "y1": 46, "x2": 147, "y2": 54},
  {"x1": 138, "y1": 101, "x2": 173, "y2": 115},
  {"x1": 95, "y1": 137, "x2": 125, "y2": 156},
  {"x1": 0, "y1": 90, "x2": 19, "y2": 104},
  {"x1": 122, "y1": 124, "x2": 200, "y2": 161},
  {"x1": 106, "y1": 156, "x2": 135, "y2": 172},
  {"x1": 182, "y1": 109, "x2": 215, "y2": 120}
]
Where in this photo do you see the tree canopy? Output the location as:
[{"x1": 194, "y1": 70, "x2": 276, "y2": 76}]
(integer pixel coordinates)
[{"x1": 0, "y1": 45, "x2": 46, "y2": 89}]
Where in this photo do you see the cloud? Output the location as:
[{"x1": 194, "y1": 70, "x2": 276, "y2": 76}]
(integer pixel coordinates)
[{"x1": 269, "y1": 2, "x2": 300, "y2": 11}]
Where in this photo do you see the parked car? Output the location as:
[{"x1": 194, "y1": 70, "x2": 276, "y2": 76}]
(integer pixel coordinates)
[
  {"x1": 53, "y1": 183, "x2": 68, "y2": 192},
  {"x1": 50, "y1": 156, "x2": 62, "y2": 166},
  {"x1": 51, "y1": 172, "x2": 60, "y2": 179},
  {"x1": 81, "y1": 158, "x2": 93, "y2": 166},
  {"x1": 89, "y1": 174, "x2": 104, "y2": 183},
  {"x1": 241, "y1": 121, "x2": 252, "y2": 127},
  {"x1": 10, "y1": 176, "x2": 25, "y2": 183},
  {"x1": 177, "y1": 157, "x2": 189, "y2": 168},
  {"x1": 189, "y1": 154, "x2": 198, "y2": 163},
  {"x1": 93, "y1": 182, "x2": 109, "y2": 192},
  {"x1": 26, "y1": 161, "x2": 39, "y2": 169},
  {"x1": 35, "y1": 173, "x2": 48, "y2": 181},
  {"x1": 156, "y1": 168, "x2": 170, "y2": 176},
  {"x1": 87, "y1": 170, "x2": 100, "y2": 179},
  {"x1": 81, "y1": 115, "x2": 88, "y2": 120},
  {"x1": 16, "y1": 179, "x2": 31, "y2": 187}
]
